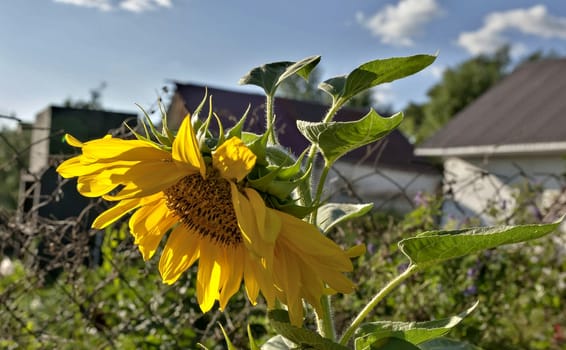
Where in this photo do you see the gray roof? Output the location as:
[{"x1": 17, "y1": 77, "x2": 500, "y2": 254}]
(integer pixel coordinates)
[
  {"x1": 417, "y1": 59, "x2": 566, "y2": 157},
  {"x1": 169, "y1": 82, "x2": 438, "y2": 174}
]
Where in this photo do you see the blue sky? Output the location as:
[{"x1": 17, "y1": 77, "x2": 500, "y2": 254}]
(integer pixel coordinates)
[{"x1": 1, "y1": 0, "x2": 566, "y2": 127}]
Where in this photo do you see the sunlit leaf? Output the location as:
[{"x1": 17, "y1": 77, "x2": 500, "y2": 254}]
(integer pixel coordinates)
[
  {"x1": 297, "y1": 109, "x2": 403, "y2": 164},
  {"x1": 399, "y1": 218, "x2": 562, "y2": 268},
  {"x1": 320, "y1": 55, "x2": 436, "y2": 104},
  {"x1": 268, "y1": 310, "x2": 349, "y2": 350},
  {"x1": 239, "y1": 56, "x2": 321, "y2": 96},
  {"x1": 317, "y1": 203, "x2": 374, "y2": 233},
  {"x1": 354, "y1": 302, "x2": 478, "y2": 349}
]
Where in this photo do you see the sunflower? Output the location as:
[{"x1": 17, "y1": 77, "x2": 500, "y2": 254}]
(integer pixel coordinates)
[{"x1": 56, "y1": 115, "x2": 359, "y2": 325}]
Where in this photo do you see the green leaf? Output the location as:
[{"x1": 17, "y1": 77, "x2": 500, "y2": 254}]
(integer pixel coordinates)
[
  {"x1": 418, "y1": 338, "x2": 483, "y2": 350},
  {"x1": 320, "y1": 55, "x2": 436, "y2": 103},
  {"x1": 362, "y1": 337, "x2": 421, "y2": 350},
  {"x1": 261, "y1": 335, "x2": 293, "y2": 350},
  {"x1": 268, "y1": 310, "x2": 350, "y2": 350},
  {"x1": 239, "y1": 56, "x2": 321, "y2": 96},
  {"x1": 226, "y1": 104, "x2": 251, "y2": 139},
  {"x1": 354, "y1": 302, "x2": 478, "y2": 349},
  {"x1": 399, "y1": 218, "x2": 563, "y2": 268},
  {"x1": 297, "y1": 109, "x2": 403, "y2": 164},
  {"x1": 317, "y1": 203, "x2": 374, "y2": 233},
  {"x1": 218, "y1": 323, "x2": 237, "y2": 350}
]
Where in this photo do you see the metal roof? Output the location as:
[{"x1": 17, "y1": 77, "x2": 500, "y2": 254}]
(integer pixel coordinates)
[
  {"x1": 169, "y1": 83, "x2": 438, "y2": 173},
  {"x1": 417, "y1": 59, "x2": 566, "y2": 157}
]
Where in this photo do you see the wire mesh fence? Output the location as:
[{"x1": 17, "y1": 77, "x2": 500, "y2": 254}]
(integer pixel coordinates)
[{"x1": 1, "y1": 124, "x2": 566, "y2": 349}]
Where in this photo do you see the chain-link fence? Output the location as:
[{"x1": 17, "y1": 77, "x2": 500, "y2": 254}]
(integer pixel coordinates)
[{"x1": 1, "y1": 124, "x2": 565, "y2": 349}]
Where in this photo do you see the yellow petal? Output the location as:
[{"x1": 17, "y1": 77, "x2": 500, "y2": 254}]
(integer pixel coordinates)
[
  {"x1": 172, "y1": 115, "x2": 206, "y2": 177},
  {"x1": 196, "y1": 240, "x2": 221, "y2": 312},
  {"x1": 230, "y1": 184, "x2": 277, "y2": 268},
  {"x1": 159, "y1": 225, "x2": 201, "y2": 284},
  {"x1": 92, "y1": 197, "x2": 142, "y2": 229},
  {"x1": 245, "y1": 188, "x2": 280, "y2": 244},
  {"x1": 81, "y1": 137, "x2": 169, "y2": 163},
  {"x1": 212, "y1": 137, "x2": 256, "y2": 182},
  {"x1": 77, "y1": 174, "x2": 118, "y2": 197},
  {"x1": 65, "y1": 134, "x2": 83, "y2": 147},
  {"x1": 218, "y1": 248, "x2": 244, "y2": 310},
  {"x1": 105, "y1": 161, "x2": 189, "y2": 200}
]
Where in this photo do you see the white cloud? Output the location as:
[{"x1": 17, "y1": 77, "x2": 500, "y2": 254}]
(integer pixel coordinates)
[
  {"x1": 356, "y1": 0, "x2": 442, "y2": 46},
  {"x1": 373, "y1": 84, "x2": 395, "y2": 106},
  {"x1": 53, "y1": 0, "x2": 112, "y2": 11},
  {"x1": 120, "y1": 0, "x2": 171, "y2": 13},
  {"x1": 458, "y1": 5, "x2": 566, "y2": 55},
  {"x1": 53, "y1": 0, "x2": 172, "y2": 12},
  {"x1": 429, "y1": 65, "x2": 445, "y2": 79}
]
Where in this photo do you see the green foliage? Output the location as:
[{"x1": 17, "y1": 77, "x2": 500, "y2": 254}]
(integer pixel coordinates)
[
  {"x1": 333, "y1": 189, "x2": 566, "y2": 350},
  {"x1": 401, "y1": 47, "x2": 510, "y2": 143},
  {"x1": 0, "y1": 126, "x2": 31, "y2": 209}
]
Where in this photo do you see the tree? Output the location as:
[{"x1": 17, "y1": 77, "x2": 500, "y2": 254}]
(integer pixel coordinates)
[
  {"x1": 402, "y1": 46, "x2": 511, "y2": 143},
  {"x1": 63, "y1": 82, "x2": 106, "y2": 110},
  {"x1": 0, "y1": 125, "x2": 31, "y2": 209}
]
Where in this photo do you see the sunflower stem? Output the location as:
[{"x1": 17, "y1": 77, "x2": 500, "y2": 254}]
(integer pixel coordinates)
[
  {"x1": 339, "y1": 264, "x2": 417, "y2": 345},
  {"x1": 316, "y1": 295, "x2": 336, "y2": 340},
  {"x1": 310, "y1": 164, "x2": 331, "y2": 223},
  {"x1": 265, "y1": 94, "x2": 277, "y2": 144},
  {"x1": 303, "y1": 101, "x2": 343, "y2": 212}
]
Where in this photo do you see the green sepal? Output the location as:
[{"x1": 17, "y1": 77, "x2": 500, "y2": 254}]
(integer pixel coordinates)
[
  {"x1": 320, "y1": 54, "x2": 436, "y2": 105},
  {"x1": 239, "y1": 56, "x2": 321, "y2": 96},
  {"x1": 214, "y1": 113, "x2": 226, "y2": 146},
  {"x1": 158, "y1": 99, "x2": 175, "y2": 142},
  {"x1": 243, "y1": 131, "x2": 269, "y2": 166},
  {"x1": 354, "y1": 302, "x2": 478, "y2": 349},
  {"x1": 399, "y1": 217, "x2": 563, "y2": 269},
  {"x1": 297, "y1": 109, "x2": 403, "y2": 164},
  {"x1": 316, "y1": 202, "x2": 374, "y2": 233},
  {"x1": 266, "y1": 148, "x2": 307, "y2": 180},
  {"x1": 268, "y1": 310, "x2": 350, "y2": 350},
  {"x1": 196, "y1": 95, "x2": 215, "y2": 151},
  {"x1": 247, "y1": 324, "x2": 260, "y2": 350},
  {"x1": 267, "y1": 196, "x2": 316, "y2": 219},
  {"x1": 226, "y1": 104, "x2": 251, "y2": 139},
  {"x1": 248, "y1": 169, "x2": 301, "y2": 200},
  {"x1": 136, "y1": 103, "x2": 173, "y2": 147},
  {"x1": 218, "y1": 323, "x2": 237, "y2": 350}
]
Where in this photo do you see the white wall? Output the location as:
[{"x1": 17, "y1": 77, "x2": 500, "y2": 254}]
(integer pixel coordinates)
[
  {"x1": 325, "y1": 161, "x2": 441, "y2": 213},
  {"x1": 442, "y1": 155, "x2": 566, "y2": 225}
]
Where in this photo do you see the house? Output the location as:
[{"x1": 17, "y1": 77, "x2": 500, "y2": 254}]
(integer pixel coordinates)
[
  {"x1": 18, "y1": 106, "x2": 137, "y2": 225},
  {"x1": 167, "y1": 83, "x2": 441, "y2": 212},
  {"x1": 415, "y1": 59, "x2": 566, "y2": 224}
]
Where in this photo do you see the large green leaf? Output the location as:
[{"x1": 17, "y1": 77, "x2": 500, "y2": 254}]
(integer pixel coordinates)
[
  {"x1": 418, "y1": 338, "x2": 483, "y2": 350},
  {"x1": 317, "y1": 203, "x2": 374, "y2": 233},
  {"x1": 261, "y1": 335, "x2": 292, "y2": 350},
  {"x1": 320, "y1": 55, "x2": 436, "y2": 103},
  {"x1": 268, "y1": 310, "x2": 349, "y2": 350},
  {"x1": 239, "y1": 56, "x2": 321, "y2": 96},
  {"x1": 297, "y1": 109, "x2": 403, "y2": 164},
  {"x1": 399, "y1": 219, "x2": 562, "y2": 268},
  {"x1": 363, "y1": 337, "x2": 421, "y2": 350},
  {"x1": 354, "y1": 302, "x2": 478, "y2": 349}
]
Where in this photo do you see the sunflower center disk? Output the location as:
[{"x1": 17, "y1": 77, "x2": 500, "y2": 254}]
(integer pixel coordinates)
[{"x1": 164, "y1": 172, "x2": 242, "y2": 246}]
